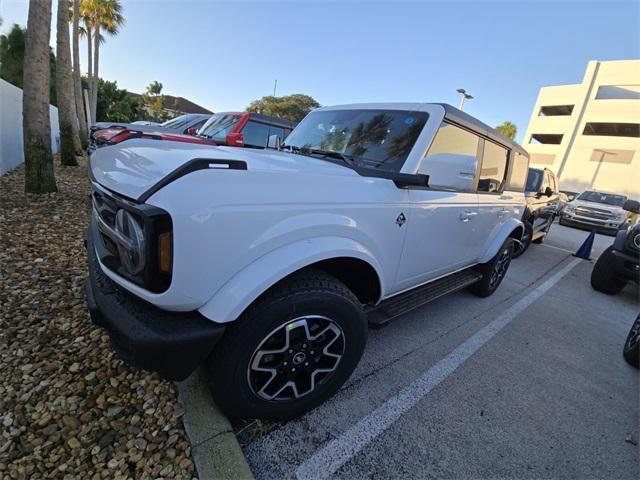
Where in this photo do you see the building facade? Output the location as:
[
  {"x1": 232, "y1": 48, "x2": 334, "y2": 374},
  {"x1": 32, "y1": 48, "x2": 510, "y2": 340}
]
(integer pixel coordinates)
[{"x1": 522, "y1": 60, "x2": 640, "y2": 198}]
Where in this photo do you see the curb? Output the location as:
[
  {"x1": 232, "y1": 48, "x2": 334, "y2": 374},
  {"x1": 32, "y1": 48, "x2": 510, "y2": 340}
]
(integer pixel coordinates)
[{"x1": 176, "y1": 369, "x2": 255, "y2": 480}]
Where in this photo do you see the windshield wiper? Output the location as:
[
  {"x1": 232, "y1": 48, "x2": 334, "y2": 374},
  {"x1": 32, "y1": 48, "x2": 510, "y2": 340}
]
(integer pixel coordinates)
[
  {"x1": 308, "y1": 149, "x2": 355, "y2": 167},
  {"x1": 281, "y1": 145, "x2": 355, "y2": 168}
]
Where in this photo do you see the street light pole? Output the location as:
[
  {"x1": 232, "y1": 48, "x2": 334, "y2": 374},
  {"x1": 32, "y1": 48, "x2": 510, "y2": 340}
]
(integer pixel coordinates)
[{"x1": 456, "y1": 88, "x2": 473, "y2": 110}]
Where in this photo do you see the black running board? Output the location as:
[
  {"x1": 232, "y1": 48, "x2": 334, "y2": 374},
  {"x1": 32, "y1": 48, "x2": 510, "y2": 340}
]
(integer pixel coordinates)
[{"x1": 366, "y1": 269, "x2": 482, "y2": 329}]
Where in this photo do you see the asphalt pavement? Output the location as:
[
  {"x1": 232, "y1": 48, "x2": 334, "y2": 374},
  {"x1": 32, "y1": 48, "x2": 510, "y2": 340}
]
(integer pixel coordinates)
[{"x1": 242, "y1": 224, "x2": 639, "y2": 479}]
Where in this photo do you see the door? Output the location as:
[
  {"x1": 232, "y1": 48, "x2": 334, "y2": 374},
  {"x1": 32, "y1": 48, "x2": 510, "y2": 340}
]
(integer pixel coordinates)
[
  {"x1": 471, "y1": 139, "x2": 514, "y2": 261},
  {"x1": 394, "y1": 191, "x2": 480, "y2": 291},
  {"x1": 530, "y1": 170, "x2": 559, "y2": 236},
  {"x1": 394, "y1": 121, "x2": 482, "y2": 291}
]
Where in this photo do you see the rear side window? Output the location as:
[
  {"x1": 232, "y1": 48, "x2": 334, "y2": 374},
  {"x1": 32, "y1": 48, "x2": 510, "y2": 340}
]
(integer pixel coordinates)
[
  {"x1": 505, "y1": 151, "x2": 529, "y2": 192},
  {"x1": 420, "y1": 122, "x2": 480, "y2": 191},
  {"x1": 478, "y1": 140, "x2": 508, "y2": 193},
  {"x1": 242, "y1": 121, "x2": 271, "y2": 148}
]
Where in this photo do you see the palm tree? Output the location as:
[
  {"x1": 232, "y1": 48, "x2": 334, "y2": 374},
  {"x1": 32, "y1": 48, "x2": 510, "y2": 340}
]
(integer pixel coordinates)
[
  {"x1": 71, "y1": 0, "x2": 88, "y2": 148},
  {"x1": 56, "y1": 0, "x2": 79, "y2": 165},
  {"x1": 23, "y1": 0, "x2": 57, "y2": 193},
  {"x1": 496, "y1": 121, "x2": 517, "y2": 140},
  {"x1": 80, "y1": 0, "x2": 124, "y2": 124}
]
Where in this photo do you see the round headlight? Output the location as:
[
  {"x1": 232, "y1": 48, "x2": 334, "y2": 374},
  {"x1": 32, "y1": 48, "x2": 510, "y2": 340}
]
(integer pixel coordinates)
[{"x1": 115, "y1": 209, "x2": 145, "y2": 274}]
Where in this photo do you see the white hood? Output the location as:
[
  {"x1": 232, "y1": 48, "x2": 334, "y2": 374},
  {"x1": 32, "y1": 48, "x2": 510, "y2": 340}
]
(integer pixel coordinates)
[{"x1": 90, "y1": 139, "x2": 355, "y2": 200}]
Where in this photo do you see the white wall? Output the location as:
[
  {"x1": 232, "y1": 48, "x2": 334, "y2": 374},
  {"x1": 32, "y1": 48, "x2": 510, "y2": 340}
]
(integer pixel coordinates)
[
  {"x1": 1, "y1": 78, "x2": 60, "y2": 175},
  {"x1": 522, "y1": 60, "x2": 640, "y2": 198}
]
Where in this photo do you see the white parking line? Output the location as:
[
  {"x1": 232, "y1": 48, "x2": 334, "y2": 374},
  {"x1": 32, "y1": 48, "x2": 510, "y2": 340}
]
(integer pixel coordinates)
[
  {"x1": 295, "y1": 257, "x2": 582, "y2": 480},
  {"x1": 538, "y1": 243, "x2": 576, "y2": 254}
]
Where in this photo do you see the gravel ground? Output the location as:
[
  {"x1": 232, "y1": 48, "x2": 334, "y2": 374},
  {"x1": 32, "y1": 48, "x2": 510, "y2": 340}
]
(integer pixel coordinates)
[{"x1": 1, "y1": 160, "x2": 197, "y2": 479}]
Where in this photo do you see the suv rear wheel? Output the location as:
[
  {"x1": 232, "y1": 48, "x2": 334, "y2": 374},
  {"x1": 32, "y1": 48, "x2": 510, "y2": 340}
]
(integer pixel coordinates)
[
  {"x1": 469, "y1": 238, "x2": 514, "y2": 297},
  {"x1": 205, "y1": 269, "x2": 367, "y2": 421},
  {"x1": 512, "y1": 222, "x2": 532, "y2": 258},
  {"x1": 590, "y1": 246, "x2": 626, "y2": 295}
]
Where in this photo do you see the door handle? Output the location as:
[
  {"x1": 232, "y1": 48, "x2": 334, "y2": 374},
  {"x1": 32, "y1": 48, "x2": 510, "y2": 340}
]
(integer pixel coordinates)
[
  {"x1": 459, "y1": 211, "x2": 478, "y2": 222},
  {"x1": 497, "y1": 208, "x2": 511, "y2": 217}
]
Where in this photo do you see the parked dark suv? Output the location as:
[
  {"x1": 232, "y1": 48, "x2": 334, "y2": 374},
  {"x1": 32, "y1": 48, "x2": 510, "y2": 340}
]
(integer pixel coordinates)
[
  {"x1": 512, "y1": 167, "x2": 560, "y2": 257},
  {"x1": 591, "y1": 199, "x2": 640, "y2": 295}
]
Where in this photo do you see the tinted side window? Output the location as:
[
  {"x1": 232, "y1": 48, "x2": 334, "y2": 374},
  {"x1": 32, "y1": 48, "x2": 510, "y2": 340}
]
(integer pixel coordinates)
[
  {"x1": 505, "y1": 151, "x2": 529, "y2": 192},
  {"x1": 188, "y1": 119, "x2": 207, "y2": 133},
  {"x1": 267, "y1": 126, "x2": 286, "y2": 142},
  {"x1": 420, "y1": 122, "x2": 480, "y2": 191},
  {"x1": 478, "y1": 140, "x2": 508, "y2": 193},
  {"x1": 242, "y1": 121, "x2": 271, "y2": 148}
]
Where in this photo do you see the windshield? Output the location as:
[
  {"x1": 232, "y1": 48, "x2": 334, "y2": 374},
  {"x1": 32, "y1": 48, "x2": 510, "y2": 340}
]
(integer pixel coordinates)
[
  {"x1": 284, "y1": 109, "x2": 429, "y2": 173},
  {"x1": 161, "y1": 114, "x2": 191, "y2": 129},
  {"x1": 577, "y1": 191, "x2": 627, "y2": 206},
  {"x1": 525, "y1": 168, "x2": 544, "y2": 192},
  {"x1": 197, "y1": 113, "x2": 243, "y2": 141}
]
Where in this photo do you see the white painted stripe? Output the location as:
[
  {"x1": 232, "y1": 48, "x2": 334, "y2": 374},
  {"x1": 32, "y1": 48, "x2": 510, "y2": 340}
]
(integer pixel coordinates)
[
  {"x1": 295, "y1": 257, "x2": 582, "y2": 480},
  {"x1": 538, "y1": 243, "x2": 576, "y2": 254}
]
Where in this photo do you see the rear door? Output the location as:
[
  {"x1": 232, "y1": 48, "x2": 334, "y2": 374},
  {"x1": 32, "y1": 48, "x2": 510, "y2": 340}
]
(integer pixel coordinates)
[{"x1": 471, "y1": 139, "x2": 514, "y2": 261}]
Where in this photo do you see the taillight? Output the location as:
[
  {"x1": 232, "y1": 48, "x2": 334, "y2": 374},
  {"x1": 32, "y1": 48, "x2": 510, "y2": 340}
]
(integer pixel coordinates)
[
  {"x1": 96, "y1": 127, "x2": 126, "y2": 141},
  {"x1": 109, "y1": 131, "x2": 139, "y2": 144},
  {"x1": 226, "y1": 132, "x2": 244, "y2": 146}
]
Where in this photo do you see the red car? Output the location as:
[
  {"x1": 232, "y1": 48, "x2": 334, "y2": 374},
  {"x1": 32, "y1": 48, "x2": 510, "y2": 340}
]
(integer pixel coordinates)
[{"x1": 91, "y1": 112, "x2": 296, "y2": 151}]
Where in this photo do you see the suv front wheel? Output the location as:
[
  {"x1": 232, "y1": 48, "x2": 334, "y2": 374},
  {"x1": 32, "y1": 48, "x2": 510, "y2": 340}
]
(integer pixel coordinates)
[{"x1": 205, "y1": 269, "x2": 367, "y2": 421}]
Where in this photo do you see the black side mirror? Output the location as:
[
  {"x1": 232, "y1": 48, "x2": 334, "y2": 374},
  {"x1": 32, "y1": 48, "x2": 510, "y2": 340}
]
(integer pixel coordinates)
[{"x1": 623, "y1": 199, "x2": 640, "y2": 214}]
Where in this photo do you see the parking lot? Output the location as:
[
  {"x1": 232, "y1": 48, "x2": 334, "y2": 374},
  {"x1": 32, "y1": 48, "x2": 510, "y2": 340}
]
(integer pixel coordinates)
[{"x1": 241, "y1": 224, "x2": 639, "y2": 479}]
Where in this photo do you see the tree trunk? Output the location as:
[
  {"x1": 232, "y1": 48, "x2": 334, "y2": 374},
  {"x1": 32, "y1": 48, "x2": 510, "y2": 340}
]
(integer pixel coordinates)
[
  {"x1": 55, "y1": 0, "x2": 78, "y2": 166},
  {"x1": 23, "y1": 0, "x2": 57, "y2": 193},
  {"x1": 72, "y1": 0, "x2": 88, "y2": 148},
  {"x1": 91, "y1": 25, "x2": 100, "y2": 123},
  {"x1": 86, "y1": 26, "x2": 93, "y2": 124}
]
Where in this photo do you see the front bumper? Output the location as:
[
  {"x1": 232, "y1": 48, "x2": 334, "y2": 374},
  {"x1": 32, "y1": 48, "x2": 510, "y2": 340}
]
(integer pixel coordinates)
[
  {"x1": 85, "y1": 222, "x2": 225, "y2": 380},
  {"x1": 560, "y1": 213, "x2": 623, "y2": 234}
]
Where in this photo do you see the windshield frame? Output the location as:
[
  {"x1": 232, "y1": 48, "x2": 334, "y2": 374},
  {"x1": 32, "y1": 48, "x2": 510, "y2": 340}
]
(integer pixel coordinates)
[
  {"x1": 525, "y1": 168, "x2": 544, "y2": 193},
  {"x1": 286, "y1": 104, "x2": 444, "y2": 175},
  {"x1": 283, "y1": 106, "x2": 436, "y2": 174}
]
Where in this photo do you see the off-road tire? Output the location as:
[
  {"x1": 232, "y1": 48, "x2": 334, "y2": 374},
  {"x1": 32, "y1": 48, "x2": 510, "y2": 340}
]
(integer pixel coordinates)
[
  {"x1": 205, "y1": 269, "x2": 367, "y2": 421},
  {"x1": 512, "y1": 222, "x2": 533, "y2": 258},
  {"x1": 469, "y1": 238, "x2": 514, "y2": 297},
  {"x1": 590, "y1": 247, "x2": 626, "y2": 295},
  {"x1": 623, "y1": 315, "x2": 640, "y2": 368}
]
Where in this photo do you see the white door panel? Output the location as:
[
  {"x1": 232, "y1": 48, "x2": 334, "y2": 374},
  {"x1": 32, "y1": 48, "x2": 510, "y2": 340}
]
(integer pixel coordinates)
[{"x1": 393, "y1": 190, "x2": 479, "y2": 292}]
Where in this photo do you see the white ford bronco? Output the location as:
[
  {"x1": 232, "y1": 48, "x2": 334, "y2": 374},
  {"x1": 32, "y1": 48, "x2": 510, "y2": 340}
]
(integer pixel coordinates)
[{"x1": 85, "y1": 103, "x2": 529, "y2": 420}]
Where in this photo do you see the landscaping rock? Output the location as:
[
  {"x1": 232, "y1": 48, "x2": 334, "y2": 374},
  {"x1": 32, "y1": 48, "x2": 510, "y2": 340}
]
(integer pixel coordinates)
[{"x1": 0, "y1": 161, "x2": 198, "y2": 479}]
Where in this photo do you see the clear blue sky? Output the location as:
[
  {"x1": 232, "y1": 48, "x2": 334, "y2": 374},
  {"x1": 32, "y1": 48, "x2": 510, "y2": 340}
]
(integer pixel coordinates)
[{"x1": 2, "y1": 0, "x2": 639, "y2": 142}]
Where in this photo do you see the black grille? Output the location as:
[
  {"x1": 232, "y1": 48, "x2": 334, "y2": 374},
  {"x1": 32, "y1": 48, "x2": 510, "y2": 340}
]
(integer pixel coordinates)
[{"x1": 575, "y1": 206, "x2": 614, "y2": 220}]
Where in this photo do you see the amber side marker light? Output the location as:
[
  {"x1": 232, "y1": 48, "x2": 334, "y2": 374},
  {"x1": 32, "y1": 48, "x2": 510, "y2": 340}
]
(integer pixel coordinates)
[{"x1": 158, "y1": 232, "x2": 172, "y2": 273}]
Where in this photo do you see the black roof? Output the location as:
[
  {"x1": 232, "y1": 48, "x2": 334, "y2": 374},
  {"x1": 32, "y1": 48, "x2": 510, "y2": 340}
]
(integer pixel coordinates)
[
  {"x1": 435, "y1": 103, "x2": 528, "y2": 156},
  {"x1": 247, "y1": 112, "x2": 297, "y2": 129}
]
